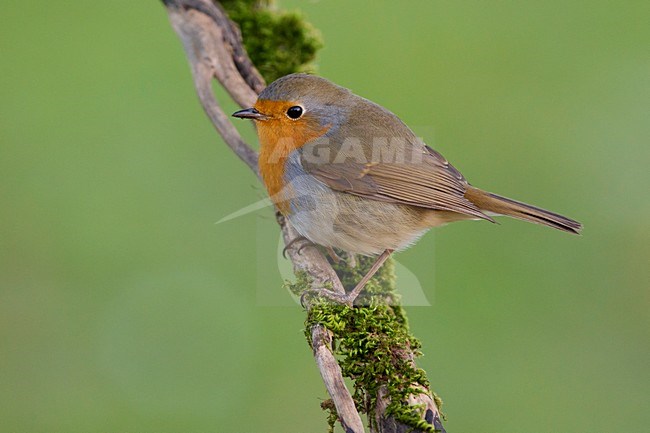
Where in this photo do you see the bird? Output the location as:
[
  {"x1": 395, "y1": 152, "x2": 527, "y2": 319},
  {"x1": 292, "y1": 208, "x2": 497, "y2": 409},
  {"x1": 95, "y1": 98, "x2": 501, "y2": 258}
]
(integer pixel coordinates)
[{"x1": 233, "y1": 73, "x2": 582, "y2": 305}]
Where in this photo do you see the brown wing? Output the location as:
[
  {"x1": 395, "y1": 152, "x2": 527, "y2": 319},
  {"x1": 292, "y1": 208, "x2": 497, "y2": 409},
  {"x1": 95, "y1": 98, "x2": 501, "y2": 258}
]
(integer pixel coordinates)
[
  {"x1": 302, "y1": 144, "x2": 494, "y2": 222},
  {"x1": 298, "y1": 94, "x2": 493, "y2": 221}
]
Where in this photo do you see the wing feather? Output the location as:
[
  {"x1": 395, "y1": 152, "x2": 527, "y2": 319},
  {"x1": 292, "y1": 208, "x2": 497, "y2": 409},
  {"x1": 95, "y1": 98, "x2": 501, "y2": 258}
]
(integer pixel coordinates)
[
  {"x1": 303, "y1": 146, "x2": 493, "y2": 221},
  {"x1": 298, "y1": 99, "x2": 494, "y2": 222}
]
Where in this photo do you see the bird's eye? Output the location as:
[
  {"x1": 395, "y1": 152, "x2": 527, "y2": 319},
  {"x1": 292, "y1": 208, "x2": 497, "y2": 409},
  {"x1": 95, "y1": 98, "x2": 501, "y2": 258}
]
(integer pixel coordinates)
[{"x1": 286, "y1": 106, "x2": 303, "y2": 119}]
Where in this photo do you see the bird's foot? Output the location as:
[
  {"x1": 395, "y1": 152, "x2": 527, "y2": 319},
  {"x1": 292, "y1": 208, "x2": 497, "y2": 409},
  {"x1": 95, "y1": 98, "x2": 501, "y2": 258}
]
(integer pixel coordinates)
[
  {"x1": 300, "y1": 248, "x2": 394, "y2": 307},
  {"x1": 282, "y1": 236, "x2": 314, "y2": 259},
  {"x1": 300, "y1": 286, "x2": 358, "y2": 308}
]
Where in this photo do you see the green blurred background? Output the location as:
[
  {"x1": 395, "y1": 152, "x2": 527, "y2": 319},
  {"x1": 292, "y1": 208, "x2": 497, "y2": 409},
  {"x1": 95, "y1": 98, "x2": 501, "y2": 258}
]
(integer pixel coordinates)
[{"x1": 1, "y1": 1, "x2": 649, "y2": 432}]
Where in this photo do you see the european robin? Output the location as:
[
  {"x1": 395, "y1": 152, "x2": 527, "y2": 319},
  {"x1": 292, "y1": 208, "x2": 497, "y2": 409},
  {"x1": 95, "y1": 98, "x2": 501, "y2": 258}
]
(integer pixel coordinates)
[{"x1": 233, "y1": 74, "x2": 582, "y2": 305}]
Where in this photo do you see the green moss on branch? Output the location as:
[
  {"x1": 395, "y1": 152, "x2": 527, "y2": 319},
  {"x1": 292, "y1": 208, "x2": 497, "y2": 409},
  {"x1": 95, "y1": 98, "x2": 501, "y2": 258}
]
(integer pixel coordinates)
[
  {"x1": 287, "y1": 256, "x2": 441, "y2": 432},
  {"x1": 219, "y1": 0, "x2": 322, "y2": 83}
]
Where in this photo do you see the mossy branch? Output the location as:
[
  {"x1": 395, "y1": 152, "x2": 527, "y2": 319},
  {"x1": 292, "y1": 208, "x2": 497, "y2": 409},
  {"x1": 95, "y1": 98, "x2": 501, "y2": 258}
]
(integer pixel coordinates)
[
  {"x1": 161, "y1": 1, "x2": 445, "y2": 431},
  {"x1": 290, "y1": 256, "x2": 446, "y2": 433},
  {"x1": 220, "y1": 0, "x2": 322, "y2": 83}
]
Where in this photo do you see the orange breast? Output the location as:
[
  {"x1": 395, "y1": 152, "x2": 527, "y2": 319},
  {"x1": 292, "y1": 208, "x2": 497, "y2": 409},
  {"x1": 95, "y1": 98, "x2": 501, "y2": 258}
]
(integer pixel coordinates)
[{"x1": 256, "y1": 100, "x2": 329, "y2": 214}]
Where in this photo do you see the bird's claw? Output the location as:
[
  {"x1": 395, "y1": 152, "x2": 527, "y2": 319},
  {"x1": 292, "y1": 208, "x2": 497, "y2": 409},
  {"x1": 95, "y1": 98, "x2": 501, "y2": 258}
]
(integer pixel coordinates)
[
  {"x1": 282, "y1": 236, "x2": 313, "y2": 259},
  {"x1": 299, "y1": 287, "x2": 355, "y2": 308}
]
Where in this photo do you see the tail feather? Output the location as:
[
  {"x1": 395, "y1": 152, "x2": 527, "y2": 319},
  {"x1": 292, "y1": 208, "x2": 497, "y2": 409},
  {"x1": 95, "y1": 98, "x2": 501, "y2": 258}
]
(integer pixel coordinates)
[{"x1": 465, "y1": 186, "x2": 582, "y2": 234}]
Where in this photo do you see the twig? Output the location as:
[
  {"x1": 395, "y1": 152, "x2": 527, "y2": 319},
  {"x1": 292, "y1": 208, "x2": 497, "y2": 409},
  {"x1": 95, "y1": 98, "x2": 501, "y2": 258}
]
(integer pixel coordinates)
[
  {"x1": 161, "y1": 1, "x2": 443, "y2": 432},
  {"x1": 164, "y1": 0, "x2": 259, "y2": 174},
  {"x1": 312, "y1": 324, "x2": 365, "y2": 433}
]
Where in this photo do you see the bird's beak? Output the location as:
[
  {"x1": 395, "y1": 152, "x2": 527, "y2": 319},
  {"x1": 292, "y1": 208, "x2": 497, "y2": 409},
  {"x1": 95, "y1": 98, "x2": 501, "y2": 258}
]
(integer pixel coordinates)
[{"x1": 232, "y1": 107, "x2": 269, "y2": 120}]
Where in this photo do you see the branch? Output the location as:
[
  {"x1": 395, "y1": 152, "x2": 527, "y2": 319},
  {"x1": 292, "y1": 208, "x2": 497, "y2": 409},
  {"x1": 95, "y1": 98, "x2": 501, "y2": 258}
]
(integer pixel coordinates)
[
  {"x1": 161, "y1": 1, "x2": 444, "y2": 432},
  {"x1": 163, "y1": 0, "x2": 356, "y2": 428},
  {"x1": 312, "y1": 324, "x2": 365, "y2": 433},
  {"x1": 164, "y1": 0, "x2": 259, "y2": 174}
]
